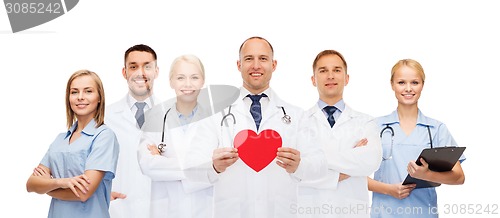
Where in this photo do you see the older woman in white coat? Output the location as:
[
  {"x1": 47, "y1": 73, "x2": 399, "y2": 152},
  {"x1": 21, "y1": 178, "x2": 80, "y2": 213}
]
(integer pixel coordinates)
[{"x1": 138, "y1": 55, "x2": 213, "y2": 218}]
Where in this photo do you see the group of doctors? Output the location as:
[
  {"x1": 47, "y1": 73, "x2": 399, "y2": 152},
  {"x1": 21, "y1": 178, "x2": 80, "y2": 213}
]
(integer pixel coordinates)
[{"x1": 28, "y1": 37, "x2": 465, "y2": 218}]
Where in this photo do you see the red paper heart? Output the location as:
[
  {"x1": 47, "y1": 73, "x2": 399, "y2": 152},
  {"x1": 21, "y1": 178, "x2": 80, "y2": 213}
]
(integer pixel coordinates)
[{"x1": 234, "y1": 129, "x2": 282, "y2": 172}]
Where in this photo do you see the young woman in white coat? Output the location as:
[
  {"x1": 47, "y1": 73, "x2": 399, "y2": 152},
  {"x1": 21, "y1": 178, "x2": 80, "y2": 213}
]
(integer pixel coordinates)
[{"x1": 137, "y1": 55, "x2": 213, "y2": 218}]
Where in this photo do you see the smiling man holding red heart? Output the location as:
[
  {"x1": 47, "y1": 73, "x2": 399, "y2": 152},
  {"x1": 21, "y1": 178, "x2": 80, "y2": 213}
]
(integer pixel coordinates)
[{"x1": 183, "y1": 36, "x2": 327, "y2": 218}]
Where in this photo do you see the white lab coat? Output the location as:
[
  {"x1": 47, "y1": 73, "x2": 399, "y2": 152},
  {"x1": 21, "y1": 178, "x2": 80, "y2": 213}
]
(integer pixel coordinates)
[
  {"x1": 298, "y1": 105, "x2": 382, "y2": 218},
  {"x1": 184, "y1": 88, "x2": 327, "y2": 218},
  {"x1": 138, "y1": 102, "x2": 213, "y2": 218},
  {"x1": 106, "y1": 95, "x2": 155, "y2": 218}
]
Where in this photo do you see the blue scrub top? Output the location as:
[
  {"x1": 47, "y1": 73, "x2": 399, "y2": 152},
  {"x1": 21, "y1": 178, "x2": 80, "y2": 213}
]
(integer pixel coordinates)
[
  {"x1": 40, "y1": 120, "x2": 119, "y2": 218},
  {"x1": 371, "y1": 110, "x2": 465, "y2": 218}
]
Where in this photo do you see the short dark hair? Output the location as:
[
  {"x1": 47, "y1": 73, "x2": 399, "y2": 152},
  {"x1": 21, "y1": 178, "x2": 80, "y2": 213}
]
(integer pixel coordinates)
[{"x1": 124, "y1": 44, "x2": 157, "y2": 66}]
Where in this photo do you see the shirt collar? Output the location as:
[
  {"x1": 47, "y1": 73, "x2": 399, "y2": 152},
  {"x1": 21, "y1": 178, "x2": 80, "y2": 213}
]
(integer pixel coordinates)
[
  {"x1": 416, "y1": 109, "x2": 435, "y2": 127},
  {"x1": 240, "y1": 87, "x2": 272, "y2": 100},
  {"x1": 126, "y1": 94, "x2": 154, "y2": 111},
  {"x1": 317, "y1": 99, "x2": 345, "y2": 112},
  {"x1": 65, "y1": 119, "x2": 98, "y2": 138},
  {"x1": 384, "y1": 109, "x2": 435, "y2": 127},
  {"x1": 176, "y1": 103, "x2": 199, "y2": 119}
]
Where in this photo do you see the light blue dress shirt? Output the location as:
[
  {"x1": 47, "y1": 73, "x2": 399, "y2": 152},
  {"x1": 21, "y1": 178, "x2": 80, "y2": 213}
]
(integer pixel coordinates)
[
  {"x1": 371, "y1": 109, "x2": 465, "y2": 218},
  {"x1": 177, "y1": 104, "x2": 198, "y2": 132},
  {"x1": 317, "y1": 99, "x2": 345, "y2": 120},
  {"x1": 40, "y1": 119, "x2": 120, "y2": 218}
]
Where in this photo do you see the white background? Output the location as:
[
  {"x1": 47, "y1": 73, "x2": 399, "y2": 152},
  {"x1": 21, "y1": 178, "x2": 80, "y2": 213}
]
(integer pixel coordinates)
[{"x1": 1, "y1": 0, "x2": 498, "y2": 217}]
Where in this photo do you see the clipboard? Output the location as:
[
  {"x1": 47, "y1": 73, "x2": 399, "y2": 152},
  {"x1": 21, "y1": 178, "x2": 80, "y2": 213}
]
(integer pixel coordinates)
[{"x1": 402, "y1": 146, "x2": 466, "y2": 189}]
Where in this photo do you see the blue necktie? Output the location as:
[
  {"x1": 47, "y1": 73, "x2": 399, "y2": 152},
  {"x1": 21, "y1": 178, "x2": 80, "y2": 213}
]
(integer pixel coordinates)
[
  {"x1": 135, "y1": 102, "x2": 146, "y2": 128},
  {"x1": 324, "y1": 106, "x2": 337, "y2": 128},
  {"x1": 247, "y1": 94, "x2": 267, "y2": 130}
]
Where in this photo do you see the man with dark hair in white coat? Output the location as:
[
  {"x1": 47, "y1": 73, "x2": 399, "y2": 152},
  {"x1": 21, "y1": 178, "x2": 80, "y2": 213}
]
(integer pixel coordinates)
[{"x1": 106, "y1": 44, "x2": 159, "y2": 218}]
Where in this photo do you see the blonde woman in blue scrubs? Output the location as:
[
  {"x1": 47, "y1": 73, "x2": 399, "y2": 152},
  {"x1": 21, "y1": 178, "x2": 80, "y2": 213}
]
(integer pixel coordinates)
[
  {"x1": 26, "y1": 70, "x2": 119, "y2": 218},
  {"x1": 368, "y1": 59, "x2": 465, "y2": 217}
]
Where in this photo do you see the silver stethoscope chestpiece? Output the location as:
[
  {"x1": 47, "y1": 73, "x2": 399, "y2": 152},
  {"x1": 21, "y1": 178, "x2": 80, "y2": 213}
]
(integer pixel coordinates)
[
  {"x1": 158, "y1": 142, "x2": 167, "y2": 154},
  {"x1": 280, "y1": 107, "x2": 291, "y2": 124},
  {"x1": 282, "y1": 114, "x2": 291, "y2": 124}
]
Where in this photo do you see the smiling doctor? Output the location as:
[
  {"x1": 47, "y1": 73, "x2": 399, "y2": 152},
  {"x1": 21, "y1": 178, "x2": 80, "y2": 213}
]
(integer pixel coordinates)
[
  {"x1": 184, "y1": 36, "x2": 326, "y2": 218},
  {"x1": 106, "y1": 44, "x2": 160, "y2": 218},
  {"x1": 297, "y1": 50, "x2": 382, "y2": 218},
  {"x1": 138, "y1": 54, "x2": 213, "y2": 218}
]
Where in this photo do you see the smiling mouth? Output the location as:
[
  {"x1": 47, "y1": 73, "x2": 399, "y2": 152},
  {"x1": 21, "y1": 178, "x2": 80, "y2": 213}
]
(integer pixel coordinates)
[
  {"x1": 250, "y1": 73, "x2": 263, "y2": 77},
  {"x1": 75, "y1": 103, "x2": 89, "y2": 108},
  {"x1": 133, "y1": 78, "x2": 148, "y2": 84},
  {"x1": 132, "y1": 75, "x2": 149, "y2": 84},
  {"x1": 402, "y1": 93, "x2": 415, "y2": 99},
  {"x1": 181, "y1": 90, "x2": 196, "y2": 95}
]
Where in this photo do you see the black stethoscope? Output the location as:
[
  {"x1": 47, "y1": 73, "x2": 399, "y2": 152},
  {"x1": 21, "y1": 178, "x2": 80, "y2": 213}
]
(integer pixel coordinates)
[
  {"x1": 157, "y1": 108, "x2": 172, "y2": 153},
  {"x1": 380, "y1": 124, "x2": 433, "y2": 160}
]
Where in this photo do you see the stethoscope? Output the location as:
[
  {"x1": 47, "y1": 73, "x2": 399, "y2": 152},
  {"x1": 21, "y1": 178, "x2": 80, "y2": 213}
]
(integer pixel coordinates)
[
  {"x1": 380, "y1": 124, "x2": 433, "y2": 160},
  {"x1": 157, "y1": 108, "x2": 172, "y2": 153},
  {"x1": 220, "y1": 105, "x2": 291, "y2": 126},
  {"x1": 219, "y1": 105, "x2": 291, "y2": 147}
]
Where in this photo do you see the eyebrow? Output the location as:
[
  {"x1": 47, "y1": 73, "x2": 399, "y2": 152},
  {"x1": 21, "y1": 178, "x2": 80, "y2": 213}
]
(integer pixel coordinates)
[
  {"x1": 127, "y1": 61, "x2": 154, "y2": 65},
  {"x1": 175, "y1": 72, "x2": 201, "y2": 76},
  {"x1": 70, "y1": 87, "x2": 95, "y2": 90},
  {"x1": 317, "y1": 66, "x2": 343, "y2": 70},
  {"x1": 400, "y1": 79, "x2": 421, "y2": 82}
]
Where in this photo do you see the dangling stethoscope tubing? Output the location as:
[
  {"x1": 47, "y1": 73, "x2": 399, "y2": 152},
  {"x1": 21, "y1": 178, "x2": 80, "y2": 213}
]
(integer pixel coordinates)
[
  {"x1": 157, "y1": 108, "x2": 172, "y2": 154},
  {"x1": 380, "y1": 124, "x2": 433, "y2": 160}
]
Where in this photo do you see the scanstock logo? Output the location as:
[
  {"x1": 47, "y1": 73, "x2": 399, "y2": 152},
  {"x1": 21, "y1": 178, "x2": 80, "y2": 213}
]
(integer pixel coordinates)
[{"x1": 3, "y1": 0, "x2": 79, "y2": 33}]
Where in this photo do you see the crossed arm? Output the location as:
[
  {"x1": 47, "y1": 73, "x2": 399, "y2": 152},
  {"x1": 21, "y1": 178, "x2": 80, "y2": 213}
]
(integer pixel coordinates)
[
  {"x1": 26, "y1": 164, "x2": 104, "y2": 202},
  {"x1": 338, "y1": 138, "x2": 369, "y2": 182}
]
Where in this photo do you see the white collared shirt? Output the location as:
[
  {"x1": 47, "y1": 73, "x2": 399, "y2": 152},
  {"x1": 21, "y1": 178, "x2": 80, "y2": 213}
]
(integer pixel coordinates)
[
  {"x1": 126, "y1": 94, "x2": 154, "y2": 115},
  {"x1": 240, "y1": 87, "x2": 270, "y2": 112}
]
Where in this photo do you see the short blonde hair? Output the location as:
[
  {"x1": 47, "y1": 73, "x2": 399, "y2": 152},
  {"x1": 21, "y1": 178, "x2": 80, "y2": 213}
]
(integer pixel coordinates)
[
  {"x1": 169, "y1": 55, "x2": 205, "y2": 80},
  {"x1": 65, "y1": 70, "x2": 106, "y2": 129},
  {"x1": 390, "y1": 59, "x2": 425, "y2": 83}
]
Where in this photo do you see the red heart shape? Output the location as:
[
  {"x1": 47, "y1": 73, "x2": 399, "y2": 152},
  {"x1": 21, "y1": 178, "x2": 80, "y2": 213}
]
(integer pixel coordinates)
[{"x1": 234, "y1": 129, "x2": 282, "y2": 172}]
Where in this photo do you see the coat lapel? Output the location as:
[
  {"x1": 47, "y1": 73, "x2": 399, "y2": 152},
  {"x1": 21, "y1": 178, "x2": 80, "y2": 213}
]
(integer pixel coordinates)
[
  {"x1": 333, "y1": 105, "x2": 353, "y2": 128},
  {"x1": 311, "y1": 106, "x2": 331, "y2": 129},
  {"x1": 111, "y1": 96, "x2": 137, "y2": 127},
  {"x1": 260, "y1": 96, "x2": 281, "y2": 128}
]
